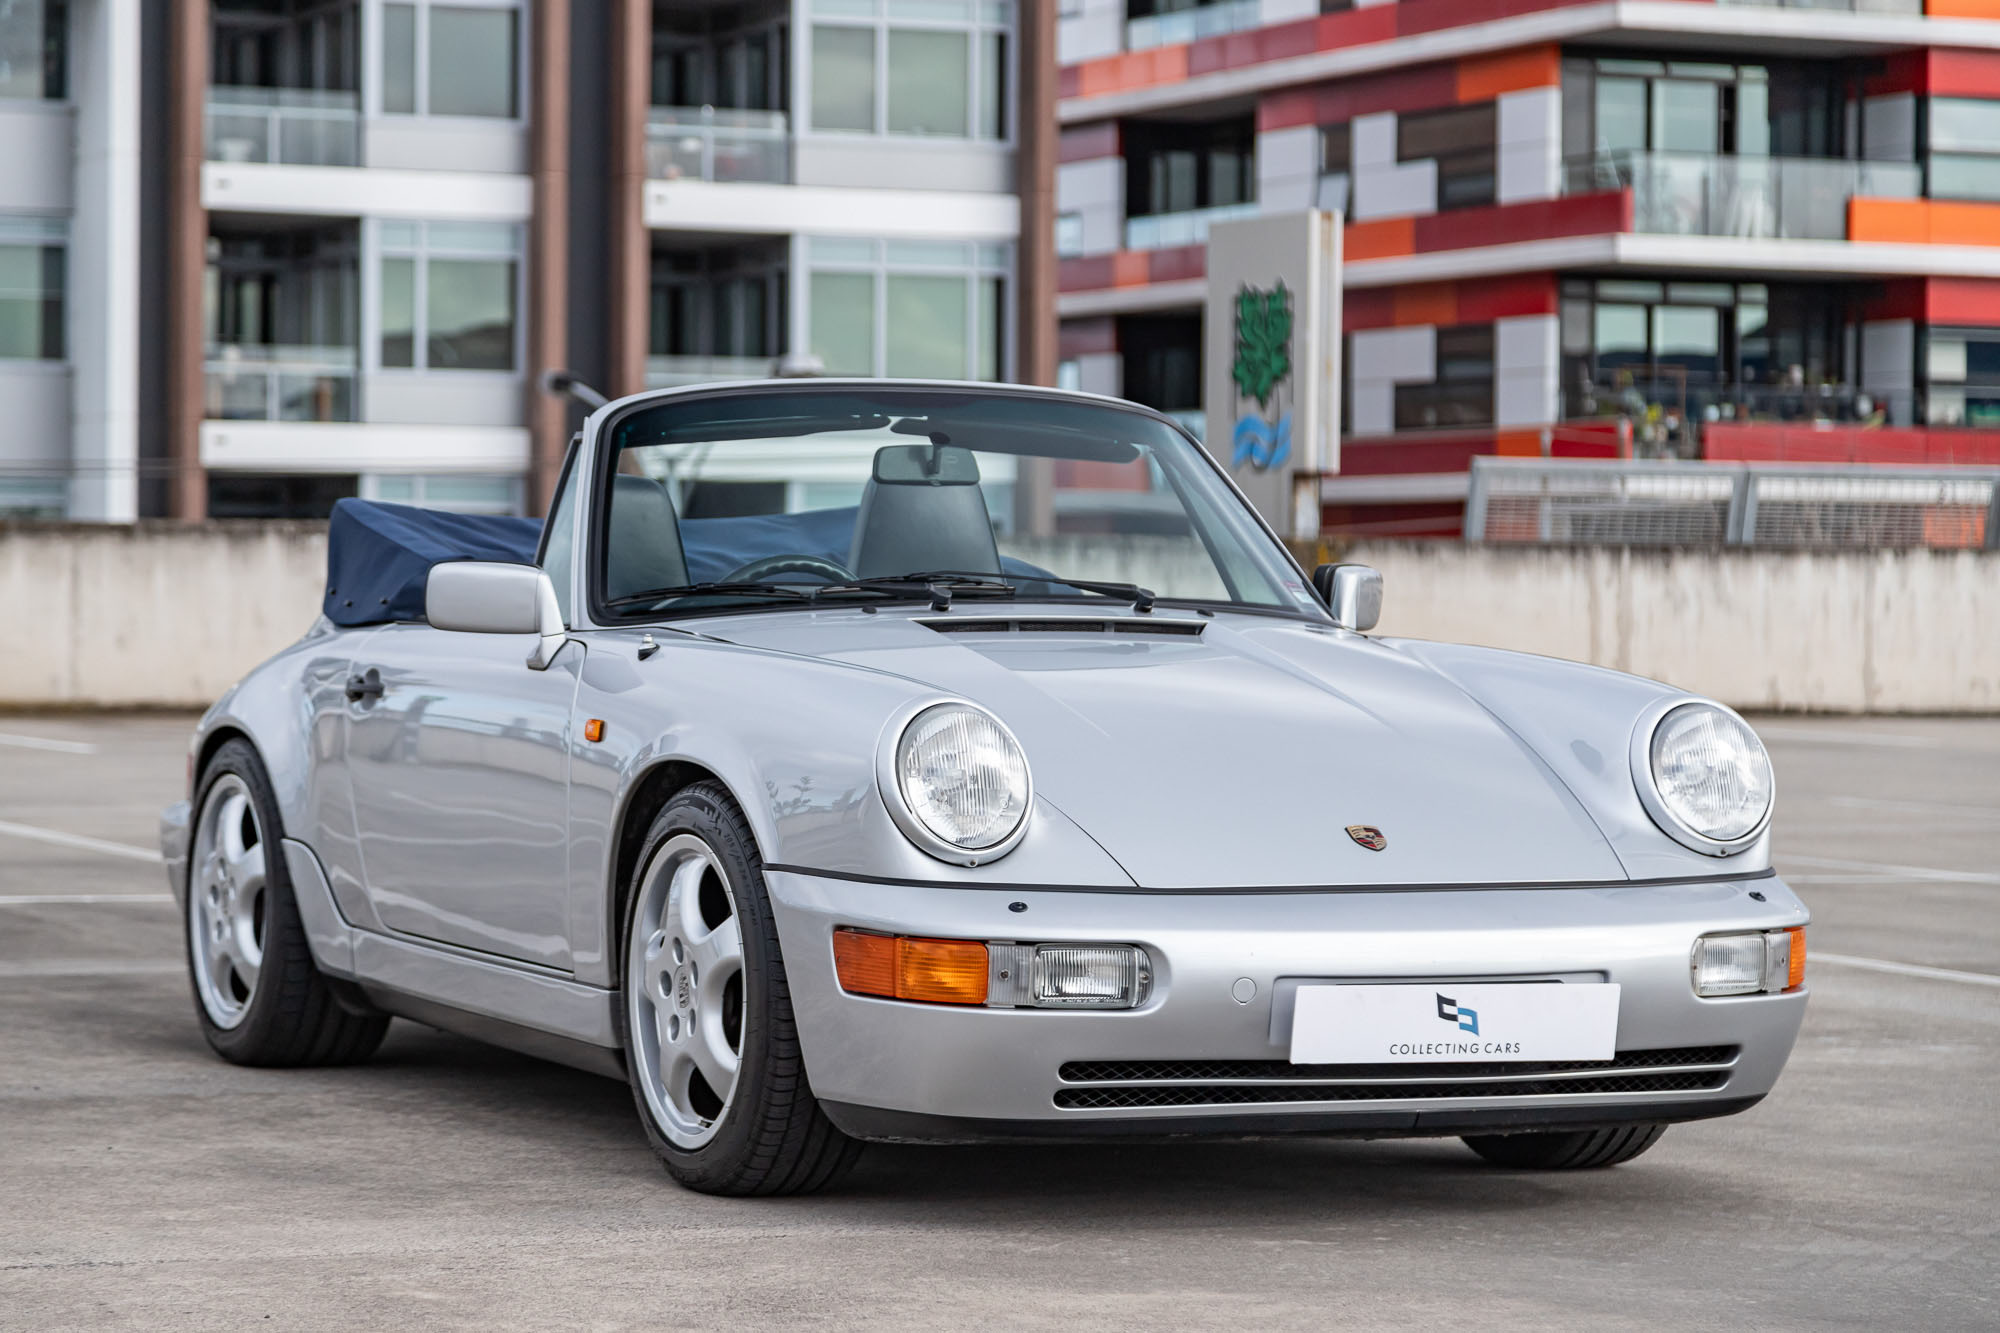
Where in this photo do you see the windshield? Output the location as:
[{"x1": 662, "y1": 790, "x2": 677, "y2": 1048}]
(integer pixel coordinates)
[{"x1": 591, "y1": 386, "x2": 1320, "y2": 620}]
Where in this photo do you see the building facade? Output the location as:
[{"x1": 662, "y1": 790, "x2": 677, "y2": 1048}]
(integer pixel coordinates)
[
  {"x1": 0, "y1": 0, "x2": 1055, "y2": 520},
  {"x1": 1054, "y1": 0, "x2": 2000, "y2": 534}
]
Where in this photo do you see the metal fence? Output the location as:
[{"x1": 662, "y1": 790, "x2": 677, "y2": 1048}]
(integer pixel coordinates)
[{"x1": 1465, "y1": 458, "x2": 2000, "y2": 550}]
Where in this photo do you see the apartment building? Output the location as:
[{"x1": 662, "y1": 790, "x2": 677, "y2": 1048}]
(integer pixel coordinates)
[
  {"x1": 0, "y1": 0, "x2": 1055, "y2": 520},
  {"x1": 1053, "y1": 0, "x2": 2000, "y2": 534}
]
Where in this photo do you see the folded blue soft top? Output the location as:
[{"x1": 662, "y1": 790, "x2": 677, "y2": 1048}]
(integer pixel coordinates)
[{"x1": 324, "y1": 499, "x2": 542, "y2": 627}]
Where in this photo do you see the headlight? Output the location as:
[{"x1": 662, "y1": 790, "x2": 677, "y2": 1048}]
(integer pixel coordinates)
[
  {"x1": 1636, "y1": 701, "x2": 1773, "y2": 854},
  {"x1": 881, "y1": 702, "x2": 1032, "y2": 865}
]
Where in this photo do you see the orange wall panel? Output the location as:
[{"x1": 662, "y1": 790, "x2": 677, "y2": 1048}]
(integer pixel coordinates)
[
  {"x1": 1492, "y1": 429, "x2": 1544, "y2": 458},
  {"x1": 1455, "y1": 45, "x2": 1560, "y2": 103},
  {"x1": 1392, "y1": 282, "x2": 1459, "y2": 327},
  {"x1": 1344, "y1": 217, "x2": 1416, "y2": 261},
  {"x1": 1927, "y1": 0, "x2": 2000, "y2": 18},
  {"x1": 1852, "y1": 199, "x2": 2000, "y2": 247}
]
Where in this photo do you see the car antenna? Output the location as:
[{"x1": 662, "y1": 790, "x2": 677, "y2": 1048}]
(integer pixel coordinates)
[{"x1": 540, "y1": 369, "x2": 609, "y2": 411}]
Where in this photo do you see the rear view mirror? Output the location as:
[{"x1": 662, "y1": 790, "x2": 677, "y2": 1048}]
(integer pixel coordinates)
[
  {"x1": 425, "y1": 562, "x2": 568, "y2": 670},
  {"x1": 1312, "y1": 563, "x2": 1382, "y2": 633},
  {"x1": 872, "y1": 443, "x2": 981, "y2": 485}
]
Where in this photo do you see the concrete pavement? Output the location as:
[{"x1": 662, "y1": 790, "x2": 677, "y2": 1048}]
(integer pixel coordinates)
[{"x1": 0, "y1": 713, "x2": 1994, "y2": 1330}]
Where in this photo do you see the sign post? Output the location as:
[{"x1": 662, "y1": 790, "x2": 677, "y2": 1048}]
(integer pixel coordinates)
[{"x1": 1202, "y1": 210, "x2": 1342, "y2": 541}]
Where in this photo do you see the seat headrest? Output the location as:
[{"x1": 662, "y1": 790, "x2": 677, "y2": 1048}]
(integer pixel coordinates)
[
  {"x1": 605, "y1": 473, "x2": 689, "y2": 600},
  {"x1": 848, "y1": 445, "x2": 1001, "y2": 579}
]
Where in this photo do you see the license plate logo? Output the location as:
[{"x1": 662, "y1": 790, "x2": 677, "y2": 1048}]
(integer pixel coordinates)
[{"x1": 1289, "y1": 982, "x2": 1620, "y2": 1064}]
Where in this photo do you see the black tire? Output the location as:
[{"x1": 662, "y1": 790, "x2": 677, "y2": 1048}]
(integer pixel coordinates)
[
  {"x1": 1462, "y1": 1124, "x2": 1667, "y2": 1170},
  {"x1": 185, "y1": 739, "x2": 390, "y2": 1067},
  {"x1": 618, "y1": 782, "x2": 861, "y2": 1197}
]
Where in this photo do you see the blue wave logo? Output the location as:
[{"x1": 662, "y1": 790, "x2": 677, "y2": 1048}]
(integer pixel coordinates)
[{"x1": 1232, "y1": 412, "x2": 1292, "y2": 471}]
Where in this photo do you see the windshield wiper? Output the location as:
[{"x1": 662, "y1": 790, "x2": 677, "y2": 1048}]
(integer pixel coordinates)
[
  {"x1": 602, "y1": 581, "x2": 823, "y2": 610},
  {"x1": 860, "y1": 569, "x2": 1158, "y2": 613}
]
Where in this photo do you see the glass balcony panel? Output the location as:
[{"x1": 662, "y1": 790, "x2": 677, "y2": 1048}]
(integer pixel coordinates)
[
  {"x1": 1123, "y1": 200, "x2": 1258, "y2": 252},
  {"x1": 205, "y1": 345, "x2": 359, "y2": 423},
  {"x1": 1563, "y1": 151, "x2": 1921, "y2": 241},
  {"x1": 1125, "y1": 0, "x2": 1260, "y2": 53},
  {"x1": 646, "y1": 108, "x2": 790, "y2": 183},
  {"x1": 1717, "y1": 0, "x2": 1919, "y2": 10},
  {"x1": 205, "y1": 88, "x2": 361, "y2": 167}
]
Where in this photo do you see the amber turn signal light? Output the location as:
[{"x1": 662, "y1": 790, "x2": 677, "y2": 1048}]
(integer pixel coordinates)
[
  {"x1": 1786, "y1": 926, "x2": 1806, "y2": 990},
  {"x1": 833, "y1": 929, "x2": 989, "y2": 1006},
  {"x1": 583, "y1": 718, "x2": 605, "y2": 743}
]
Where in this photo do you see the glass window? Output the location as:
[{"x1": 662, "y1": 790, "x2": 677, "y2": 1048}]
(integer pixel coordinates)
[
  {"x1": 0, "y1": 242, "x2": 63, "y2": 359},
  {"x1": 1398, "y1": 104, "x2": 1496, "y2": 210},
  {"x1": 1653, "y1": 79, "x2": 1719, "y2": 154},
  {"x1": 596, "y1": 387, "x2": 1310, "y2": 617},
  {"x1": 1653, "y1": 306, "x2": 1722, "y2": 379},
  {"x1": 1595, "y1": 77, "x2": 1647, "y2": 154},
  {"x1": 539, "y1": 443, "x2": 583, "y2": 624},
  {"x1": 888, "y1": 30, "x2": 968, "y2": 136},
  {"x1": 1930, "y1": 99, "x2": 2000, "y2": 154},
  {"x1": 379, "y1": 256, "x2": 416, "y2": 367},
  {"x1": 0, "y1": 0, "x2": 66, "y2": 100},
  {"x1": 978, "y1": 32, "x2": 1006, "y2": 140},
  {"x1": 885, "y1": 274, "x2": 967, "y2": 378},
  {"x1": 428, "y1": 5, "x2": 518, "y2": 118},
  {"x1": 1931, "y1": 156, "x2": 2000, "y2": 202},
  {"x1": 1594, "y1": 305, "x2": 1648, "y2": 370},
  {"x1": 382, "y1": 3, "x2": 417, "y2": 113},
  {"x1": 1125, "y1": 116, "x2": 1255, "y2": 217},
  {"x1": 1394, "y1": 325, "x2": 1494, "y2": 429},
  {"x1": 426, "y1": 258, "x2": 515, "y2": 369},
  {"x1": 975, "y1": 275, "x2": 1002, "y2": 382},
  {"x1": 810, "y1": 271, "x2": 875, "y2": 374},
  {"x1": 812, "y1": 26, "x2": 876, "y2": 131}
]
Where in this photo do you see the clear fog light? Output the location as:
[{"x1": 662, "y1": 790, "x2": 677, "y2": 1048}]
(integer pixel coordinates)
[
  {"x1": 1693, "y1": 928, "x2": 1806, "y2": 997},
  {"x1": 985, "y1": 943, "x2": 1152, "y2": 1009}
]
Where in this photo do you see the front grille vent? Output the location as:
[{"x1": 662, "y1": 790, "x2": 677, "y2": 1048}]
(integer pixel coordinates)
[
  {"x1": 1053, "y1": 1046, "x2": 1737, "y2": 1111},
  {"x1": 923, "y1": 616, "x2": 1205, "y2": 637}
]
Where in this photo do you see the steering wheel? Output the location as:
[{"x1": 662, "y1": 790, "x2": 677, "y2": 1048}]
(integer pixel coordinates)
[{"x1": 719, "y1": 553, "x2": 855, "y2": 585}]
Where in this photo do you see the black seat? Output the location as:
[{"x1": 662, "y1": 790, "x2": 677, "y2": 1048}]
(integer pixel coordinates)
[
  {"x1": 848, "y1": 444, "x2": 1002, "y2": 579},
  {"x1": 604, "y1": 473, "x2": 689, "y2": 600}
]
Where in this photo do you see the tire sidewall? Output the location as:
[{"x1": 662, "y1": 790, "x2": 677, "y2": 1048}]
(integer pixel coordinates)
[
  {"x1": 618, "y1": 785, "x2": 788, "y2": 1188},
  {"x1": 186, "y1": 739, "x2": 304, "y2": 1059}
]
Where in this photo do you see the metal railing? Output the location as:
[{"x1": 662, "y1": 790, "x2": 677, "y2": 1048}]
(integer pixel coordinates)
[
  {"x1": 204, "y1": 345, "x2": 358, "y2": 422},
  {"x1": 1564, "y1": 375, "x2": 1916, "y2": 457},
  {"x1": 1563, "y1": 151, "x2": 1921, "y2": 241},
  {"x1": 1124, "y1": 201, "x2": 1258, "y2": 252},
  {"x1": 645, "y1": 107, "x2": 789, "y2": 184},
  {"x1": 1125, "y1": 0, "x2": 1260, "y2": 51},
  {"x1": 644, "y1": 354, "x2": 780, "y2": 388},
  {"x1": 1465, "y1": 457, "x2": 2000, "y2": 549},
  {"x1": 205, "y1": 87, "x2": 360, "y2": 167}
]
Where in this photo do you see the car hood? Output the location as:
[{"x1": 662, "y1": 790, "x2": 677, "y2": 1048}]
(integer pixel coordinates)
[{"x1": 710, "y1": 609, "x2": 1628, "y2": 889}]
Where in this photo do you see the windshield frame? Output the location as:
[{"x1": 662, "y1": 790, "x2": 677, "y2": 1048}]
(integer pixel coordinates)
[{"x1": 579, "y1": 380, "x2": 1330, "y2": 629}]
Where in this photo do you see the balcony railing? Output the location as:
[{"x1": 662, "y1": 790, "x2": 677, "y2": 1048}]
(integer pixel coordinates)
[
  {"x1": 1564, "y1": 151, "x2": 1921, "y2": 242},
  {"x1": 645, "y1": 354, "x2": 780, "y2": 389},
  {"x1": 1126, "y1": 0, "x2": 1260, "y2": 52},
  {"x1": 205, "y1": 345, "x2": 358, "y2": 422},
  {"x1": 1124, "y1": 201, "x2": 1258, "y2": 252},
  {"x1": 1564, "y1": 372, "x2": 1914, "y2": 458},
  {"x1": 1718, "y1": 0, "x2": 1919, "y2": 11},
  {"x1": 206, "y1": 87, "x2": 360, "y2": 168},
  {"x1": 646, "y1": 108, "x2": 789, "y2": 184}
]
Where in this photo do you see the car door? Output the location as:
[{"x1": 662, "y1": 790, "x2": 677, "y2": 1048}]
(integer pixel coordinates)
[{"x1": 343, "y1": 622, "x2": 582, "y2": 971}]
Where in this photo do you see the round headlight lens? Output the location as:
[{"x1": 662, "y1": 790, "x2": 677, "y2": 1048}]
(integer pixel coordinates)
[
  {"x1": 895, "y1": 704, "x2": 1031, "y2": 852},
  {"x1": 1649, "y1": 703, "x2": 1772, "y2": 845}
]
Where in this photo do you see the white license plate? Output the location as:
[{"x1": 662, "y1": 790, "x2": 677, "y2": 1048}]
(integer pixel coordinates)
[{"x1": 1289, "y1": 983, "x2": 1620, "y2": 1064}]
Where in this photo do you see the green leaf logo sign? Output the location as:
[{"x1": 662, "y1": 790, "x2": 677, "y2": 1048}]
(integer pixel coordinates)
[{"x1": 1231, "y1": 282, "x2": 1293, "y2": 411}]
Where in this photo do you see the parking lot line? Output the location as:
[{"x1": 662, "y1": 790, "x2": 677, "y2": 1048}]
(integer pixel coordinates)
[
  {"x1": 1781, "y1": 853, "x2": 2000, "y2": 885},
  {"x1": 1814, "y1": 952, "x2": 2000, "y2": 989},
  {"x1": 0, "y1": 819, "x2": 161, "y2": 863},
  {"x1": 0, "y1": 959, "x2": 184, "y2": 979},
  {"x1": 0, "y1": 732, "x2": 99, "y2": 755},
  {"x1": 0, "y1": 894, "x2": 173, "y2": 906}
]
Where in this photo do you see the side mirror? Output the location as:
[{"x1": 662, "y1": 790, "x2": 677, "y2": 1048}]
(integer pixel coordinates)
[
  {"x1": 425, "y1": 562, "x2": 569, "y2": 670},
  {"x1": 1311, "y1": 563, "x2": 1382, "y2": 633}
]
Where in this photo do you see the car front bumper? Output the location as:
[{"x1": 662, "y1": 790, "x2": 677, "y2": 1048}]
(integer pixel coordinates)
[{"x1": 765, "y1": 870, "x2": 1809, "y2": 1144}]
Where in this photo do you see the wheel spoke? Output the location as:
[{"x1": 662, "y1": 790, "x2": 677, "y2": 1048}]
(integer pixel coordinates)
[
  {"x1": 218, "y1": 792, "x2": 250, "y2": 864},
  {"x1": 690, "y1": 1010, "x2": 739, "y2": 1099},
  {"x1": 689, "y1": 914, "x2": 741, "y2": 982},
  {"x1": 668, "y1": 856, "x2": 709, "y2": 945},
  {"x1": 229, "y1": 839, "x2": 267, "y2": 895}
]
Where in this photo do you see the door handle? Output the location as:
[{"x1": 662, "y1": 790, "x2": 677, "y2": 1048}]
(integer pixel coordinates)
[{"x1": 345, "y1": 668, "x2": 384, "y2": 702}]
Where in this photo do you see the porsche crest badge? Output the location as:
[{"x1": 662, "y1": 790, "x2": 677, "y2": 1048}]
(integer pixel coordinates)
[{"x1": 1345, "y1": 824, "x2": 1387, "y2": 852}]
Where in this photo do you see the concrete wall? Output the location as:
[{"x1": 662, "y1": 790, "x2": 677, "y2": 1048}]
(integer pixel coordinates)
[{"x1": 1, "y1": 524, "x2": 1994, "y2": 712}]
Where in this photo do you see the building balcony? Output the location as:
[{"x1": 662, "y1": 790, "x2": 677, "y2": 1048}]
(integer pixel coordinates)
[
  {"x1": 204, "y1": 345, "x2": 358, "y2": 423},
  {"x1": 645, "y1": 354, "x2": 780, "y2": 389},
  {"x1": 1125, "y1": 0, "x2": 1260, "y2": 53},
  {"x1": 1123, "y1": 201, "x2": 1258, "y2": 252},
  {"x1": 205, "y1": 88, "x2": 361, "y2": 168},
  {"x1": 1562, "y1": 151, "x2": 1921, "y2": 243},
  {"x1": 646, "y1": 108, "x2": 790, "y2": 184}
]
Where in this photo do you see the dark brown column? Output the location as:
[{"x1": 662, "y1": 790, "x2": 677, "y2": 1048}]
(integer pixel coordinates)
[
  {"x1": 527, "y1": 0, "x2": 572, "y2": 515},
  {"x1": 166, "y1": 0, "x2": 208, "y2": 520},
  {"x1": 1015, "y1": 0, "x2": 1058, "y2": 389},
  {"x1": 606, "y1": 0, "x2": 651, "y2": 399}
]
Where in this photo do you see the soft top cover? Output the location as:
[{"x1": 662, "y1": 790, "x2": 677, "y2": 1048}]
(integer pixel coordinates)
[{"x1": 324, "y1": 499, "x2": 541, "y2": 627}]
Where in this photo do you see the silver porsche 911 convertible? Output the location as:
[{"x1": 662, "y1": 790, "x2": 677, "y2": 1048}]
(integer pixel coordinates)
[{"x1": 160, "y1": 381, "x2": 1806, "y2": 1196}]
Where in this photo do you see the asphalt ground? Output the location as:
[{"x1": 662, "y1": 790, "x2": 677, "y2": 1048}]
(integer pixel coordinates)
[{"x1": 0, "y1": 713, "x2": 1994, "y2": 1330}]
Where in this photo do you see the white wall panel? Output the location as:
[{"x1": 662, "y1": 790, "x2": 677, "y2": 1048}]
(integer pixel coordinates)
[
  {"x1": 0, "y1": 103, "x2": 73, "y2": 212},
  {"x1": 1058, "y1": 0, "x2": 1124, "y2": 65},
  {"x1": 1495, "y1": 313, "x2": 1559, "y2": 426},
  {"x1": 1496, "y1": 86, "x2": 1560, "y2": 204},
  {"x1": 1076, "y1": 351, "x2": 1121, "y2": 398},
  {"x1": 1350, "y1": 325, "x2": 1436, "y2": 435},
  {"x1": 1257, "y1": 125, "x2": 1321, "y2": 214},
  {"x1": 1057, "y1": 157, "x2": 1125, "y2": 256}
]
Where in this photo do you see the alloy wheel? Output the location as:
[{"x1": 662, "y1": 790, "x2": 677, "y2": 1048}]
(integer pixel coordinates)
[{"x1": 189, "y1": 774, "x2": 268, "y2": 1030}]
